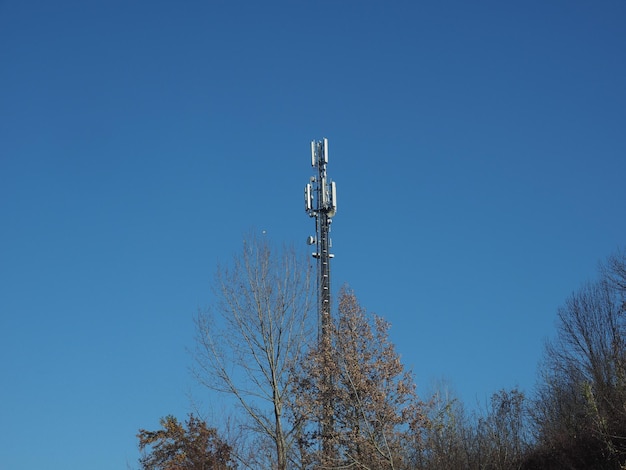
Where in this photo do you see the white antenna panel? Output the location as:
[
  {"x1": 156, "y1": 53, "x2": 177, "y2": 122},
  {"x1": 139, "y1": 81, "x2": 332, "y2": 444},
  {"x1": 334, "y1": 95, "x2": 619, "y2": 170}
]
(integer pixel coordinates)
[
  {"x1": 304, "y1": 184, "x2": 312, "y2": 211},
  {"x1": 311, "y1": 141, "x2": 316, "y2": 167},
  {"x1": 323, "y1": 138, "x2": 329, "y2": 163},
  {"x1": 327, "y1": 181, "x2": 337, "y2": 217}
]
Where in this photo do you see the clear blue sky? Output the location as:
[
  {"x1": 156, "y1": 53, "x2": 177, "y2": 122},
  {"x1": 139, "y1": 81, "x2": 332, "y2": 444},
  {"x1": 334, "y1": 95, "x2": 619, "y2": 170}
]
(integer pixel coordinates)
[{"x1": 1, "y1": 1, "x2": 625, "y2": 468}]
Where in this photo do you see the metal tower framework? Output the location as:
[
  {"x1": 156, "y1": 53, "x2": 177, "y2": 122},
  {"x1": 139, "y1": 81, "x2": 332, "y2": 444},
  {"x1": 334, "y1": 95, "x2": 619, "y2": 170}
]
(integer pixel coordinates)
[
  {"x1": 304, "y1": 137, "x2": 337, "y2": 463},
  {"x1": 304, "y1": 138, "x2": 337, "y2": 337}
]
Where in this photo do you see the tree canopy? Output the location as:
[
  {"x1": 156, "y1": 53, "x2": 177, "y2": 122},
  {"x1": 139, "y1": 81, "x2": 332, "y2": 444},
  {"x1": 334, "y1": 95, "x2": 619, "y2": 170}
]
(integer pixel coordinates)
[
  {"x1": 137, "y1": 244, "x2": 626, "y2": 470},
  {"x1": 137, "y1": 414, "x2": 236, "y2": 470}
]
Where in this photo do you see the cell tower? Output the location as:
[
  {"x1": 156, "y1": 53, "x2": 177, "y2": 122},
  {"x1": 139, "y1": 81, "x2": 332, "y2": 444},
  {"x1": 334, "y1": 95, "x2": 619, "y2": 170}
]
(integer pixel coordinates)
[
  {"x1": 304, "y1": 137, "x2": 337, "y2": 462},
  {"x1": 304, "y1": 137, "x2": 337, "y2": 337}
]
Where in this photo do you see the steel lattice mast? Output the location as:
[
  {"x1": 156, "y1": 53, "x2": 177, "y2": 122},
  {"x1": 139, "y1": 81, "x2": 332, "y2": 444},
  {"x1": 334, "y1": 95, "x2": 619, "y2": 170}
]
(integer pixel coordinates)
[
  {"x1": 305, "y1": 138, "x2": 337, "y2": 332},
  {"x1": 304, "y1": 138, "x2": 337, "y2": 462}
]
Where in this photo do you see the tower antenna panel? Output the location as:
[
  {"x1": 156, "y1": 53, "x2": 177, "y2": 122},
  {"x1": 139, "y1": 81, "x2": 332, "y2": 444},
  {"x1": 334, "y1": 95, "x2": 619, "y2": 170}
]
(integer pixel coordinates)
[
  {"x1": 311, "y1": 141, "x2": 317, "y2": 167},
  {"x1": 329, "y1": 181, "x2": 337, "y2": 216},
  {"x1": 304, "y1": 183, "x2": 313, "y2": 211}
]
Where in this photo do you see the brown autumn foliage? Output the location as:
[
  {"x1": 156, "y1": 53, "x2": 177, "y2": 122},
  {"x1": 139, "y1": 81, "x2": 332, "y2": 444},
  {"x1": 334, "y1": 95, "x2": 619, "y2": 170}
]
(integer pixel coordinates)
[
  {"x1": 292, "y1": 286, "x2": 429, "y2": 469},
  {"x1": 137, "y1": 414, "x2": 236, "y2": 470}
]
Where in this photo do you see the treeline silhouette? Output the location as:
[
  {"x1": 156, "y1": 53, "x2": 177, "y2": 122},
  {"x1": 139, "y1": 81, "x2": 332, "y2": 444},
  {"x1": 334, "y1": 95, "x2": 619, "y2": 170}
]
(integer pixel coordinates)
[{"x1": 137, "y1": 242, "x2": 626, "y2": 469}]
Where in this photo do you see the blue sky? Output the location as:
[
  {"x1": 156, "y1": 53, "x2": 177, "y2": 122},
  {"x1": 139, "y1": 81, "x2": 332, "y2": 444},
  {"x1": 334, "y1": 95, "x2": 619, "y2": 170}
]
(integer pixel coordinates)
[{"x1": 1, "y1": 1, "x2": 625, "y2": 468}]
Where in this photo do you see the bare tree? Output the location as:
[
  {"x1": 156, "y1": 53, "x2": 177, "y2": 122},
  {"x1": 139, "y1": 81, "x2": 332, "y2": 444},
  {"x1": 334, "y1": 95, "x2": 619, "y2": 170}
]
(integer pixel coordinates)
[
  {"x1": 417, "y1": 386, "x2": 530, "y2": 470},
  {"x1": 294, "y1": 286, "x2": 428, "y2": 469},
  {"x1": 603, "y1": 249, "x2": 626, "y2": 294},
  {"x1": 418, "y1": 386, "x2": 474, "y2": 470},
  {"x1": 193, "y1": 235, "x2": 315, "y2": 470},
  {"x1": 474, "y1": 388, "x2": 530, "y2": 470},
  {"x1": 529, "y1": 249, "x2": 626, "y2": 469}
]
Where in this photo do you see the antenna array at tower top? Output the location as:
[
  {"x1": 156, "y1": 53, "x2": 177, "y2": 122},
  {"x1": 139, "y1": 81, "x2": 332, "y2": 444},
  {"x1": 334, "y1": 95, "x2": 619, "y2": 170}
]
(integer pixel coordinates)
[{"x1": 304, "y1": 138, "x2": 337, "y2": 220}]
